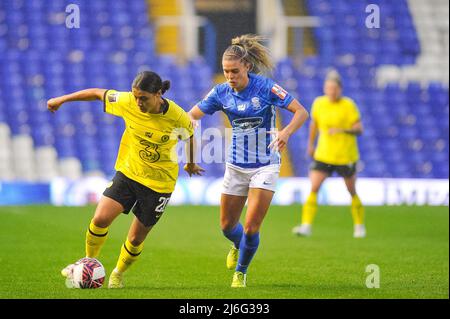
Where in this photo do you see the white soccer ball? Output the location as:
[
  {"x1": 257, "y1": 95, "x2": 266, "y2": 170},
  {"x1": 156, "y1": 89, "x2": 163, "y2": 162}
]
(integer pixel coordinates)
[{"x1": 70, "y1": 257, "x2": 106, "y2": 289}]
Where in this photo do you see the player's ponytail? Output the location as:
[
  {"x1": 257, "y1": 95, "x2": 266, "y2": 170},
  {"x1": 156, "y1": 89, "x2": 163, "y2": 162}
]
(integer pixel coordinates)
[
  {"x1": 132, "y1": 71, "x2": 171, "y2": 95},
  {"x1": 161, "y1": 80, "x2": 171, "y2": 94},
  {"x1": 223, "y1": 34, "x2": 274, "y2": 75},
  {"x1": 325, "y1": 69, "x2": 343, "y2": 88}
]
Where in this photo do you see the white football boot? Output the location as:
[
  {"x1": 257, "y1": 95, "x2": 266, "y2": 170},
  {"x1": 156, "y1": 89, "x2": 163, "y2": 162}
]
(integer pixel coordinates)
[
  {"x1": 292, "y1": 224, "x2": 312, "y2": 237},
  {"x1": 353, "y1": 224, "x2": 366, "y2": 238}
]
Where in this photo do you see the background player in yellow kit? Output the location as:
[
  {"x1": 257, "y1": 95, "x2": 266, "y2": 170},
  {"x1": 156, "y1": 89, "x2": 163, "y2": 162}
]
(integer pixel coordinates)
[
  {"x1": 47, "y1": 71, "x2": 204, "y2": 288},
  {"x1": 292, "y1": 70, "x2": 366, "y2": 238}
]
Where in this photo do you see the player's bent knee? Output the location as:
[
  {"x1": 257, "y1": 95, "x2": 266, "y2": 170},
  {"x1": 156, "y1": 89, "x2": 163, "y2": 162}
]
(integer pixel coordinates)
[
  {"x1": 220, "y1": 218, "x2": 241, "y2": 232},
  {"x1": 92, "y1": 199, "x2": 124, "y2": 228},
  {"x1": 91, "y1": 216, "x2": 111, "y2": 229},
  {"x1": 91, "y1": 209, "x2": 115, "y2": 228},
  {"x1": 221, "y1": 222, "x2": 236, "y2": 232},
  {"x1": 244, "y1": 224, "x2": 261, "y2": 236}
]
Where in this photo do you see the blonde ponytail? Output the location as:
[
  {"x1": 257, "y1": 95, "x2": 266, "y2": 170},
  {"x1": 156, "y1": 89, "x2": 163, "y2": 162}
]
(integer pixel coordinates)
[
  {"x1": 223, "y1": 34, "x2": 274, "y2": 75},
  {"x1": 325, "y1": 69, "x2": 343, "y2": 88}
]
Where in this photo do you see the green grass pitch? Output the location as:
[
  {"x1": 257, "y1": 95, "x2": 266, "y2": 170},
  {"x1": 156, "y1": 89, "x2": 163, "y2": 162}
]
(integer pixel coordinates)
[{"x1": 0, "y1": 205, "x2": 448, "y2": 299}]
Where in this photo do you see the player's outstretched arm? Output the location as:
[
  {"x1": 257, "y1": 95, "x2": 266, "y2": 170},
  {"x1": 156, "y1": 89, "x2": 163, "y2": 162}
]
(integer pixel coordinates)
[
  {"x1": 47, "y1": 88, "x2": 107, "y2": 113},
  {"x1": 188, "y1": 105, "x2": 206, "y2": 122}
]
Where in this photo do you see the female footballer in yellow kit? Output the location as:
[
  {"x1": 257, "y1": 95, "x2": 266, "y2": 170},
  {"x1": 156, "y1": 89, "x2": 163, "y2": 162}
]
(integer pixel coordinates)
[
  {"x1": 292, "y1": 71, "x2": 366, "y2": 238},
  {"x1": 47, "y1": 71, "x2": 204, "y2": 288}
]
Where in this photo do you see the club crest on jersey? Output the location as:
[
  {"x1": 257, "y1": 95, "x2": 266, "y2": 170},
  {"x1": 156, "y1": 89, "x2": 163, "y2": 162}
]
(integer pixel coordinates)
[
  {"x1": 271, "y1": 84, "x2": 287, "y2": 100},
  {"x1": 108, "y1": 92, "x2": 118, "y2": 103},
  {"x1": 237, "y1": 104, "x2": 247, "y2": 111},
  {"x1": 251, "y1": 97, "x2": 261, "y2": 110}
]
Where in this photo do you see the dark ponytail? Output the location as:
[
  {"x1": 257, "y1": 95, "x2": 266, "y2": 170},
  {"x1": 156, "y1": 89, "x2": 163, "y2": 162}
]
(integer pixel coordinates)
[
  {"x1": 161, "y1": 80, "x2": 171, "y2": 94},
  {"x1": 132, "y1": 71, "x2": 171, "y2": 95}
]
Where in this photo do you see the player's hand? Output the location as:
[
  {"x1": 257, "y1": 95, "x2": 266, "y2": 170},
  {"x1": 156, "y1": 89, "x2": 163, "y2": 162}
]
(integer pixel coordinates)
[
  {"x1": 328, "y1": 127, "x2": 344, "y2": 135},
  {"x1": 267, "y1": 130, "x2": 290, "y2": 152},
  {"x1": 190, "y1": 119, "x2": 199, "y2": 129},
  {"x1": 47, "y1": 97, "x2": 64, "y2": 113},
  {"x1": 187, "y1": 112, "x2": 200, "y2": 129},
  {"x1": 184, "y1": 163, "x2": 205, "y2": 177}
]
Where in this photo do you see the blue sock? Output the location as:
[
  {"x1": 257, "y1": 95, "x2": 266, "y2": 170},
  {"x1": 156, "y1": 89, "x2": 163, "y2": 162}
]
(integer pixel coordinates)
[
  {"x1": 236, "y1": 232, "x2": 260, "y2": 274},
  {"x1": 222, "y1": 223, "x2": 244, "y2": 249}
]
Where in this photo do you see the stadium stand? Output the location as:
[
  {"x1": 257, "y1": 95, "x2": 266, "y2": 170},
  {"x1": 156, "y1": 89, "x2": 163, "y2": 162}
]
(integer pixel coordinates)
[{"x1": 276, "y1": 0, "x2": 449, "y2": 179}]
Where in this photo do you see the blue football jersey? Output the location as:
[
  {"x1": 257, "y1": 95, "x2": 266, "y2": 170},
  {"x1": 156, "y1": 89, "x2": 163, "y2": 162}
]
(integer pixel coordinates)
[{"x1": 197, "y1": 73, "x2": 294, "y2": 169}]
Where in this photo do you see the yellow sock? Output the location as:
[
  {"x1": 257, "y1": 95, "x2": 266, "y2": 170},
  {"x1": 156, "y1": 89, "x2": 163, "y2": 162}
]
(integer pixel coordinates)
[
  {"x1": 115, "y1": 239, "x2": 144, "y2": 274},
  {"x1": 85, "y1": 220, "x2": 109, "y2": 258},
  {"x1": 301, "y1": 192, "x2": 318, "y2": 225},
  {"x1": 351, "y1": 195, "x2": 365, "y2": 225}
]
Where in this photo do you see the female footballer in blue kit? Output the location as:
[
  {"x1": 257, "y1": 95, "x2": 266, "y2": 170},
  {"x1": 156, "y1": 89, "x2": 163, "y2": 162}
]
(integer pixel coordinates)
[{"x1": 189, "y1": 34, "x2": 309, "y2": 287}]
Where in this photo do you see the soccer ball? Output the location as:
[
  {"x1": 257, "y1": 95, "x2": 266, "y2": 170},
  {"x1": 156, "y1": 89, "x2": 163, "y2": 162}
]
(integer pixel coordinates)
[{"x1": 68, "y1": 257, "x2": 106, "y2": 289}]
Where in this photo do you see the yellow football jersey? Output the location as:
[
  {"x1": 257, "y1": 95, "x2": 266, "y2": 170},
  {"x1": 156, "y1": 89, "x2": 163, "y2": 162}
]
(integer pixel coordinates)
[
  {"x1": 103, "y1": 90, "x2": 194, "y2": 193},
  {"x1": 311, "y1": 96, "x2": 361, "y2": 165}
]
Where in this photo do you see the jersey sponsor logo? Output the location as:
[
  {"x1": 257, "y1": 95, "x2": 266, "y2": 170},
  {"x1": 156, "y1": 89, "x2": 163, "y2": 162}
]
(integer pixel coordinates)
[
  {"x1": 251, "y1": 97, "x2": 261, "y2": 110},
  {"x1": 232, "y1": 117, "x2": 263, "y2": 131},
  {"x1": 161, "y1": 135, "x2": 170, "y2": 142},
  {"x1": 145, "y1": 132, "x2": 153, "y2": 138},
  {"x1": 271, "y1": 84, "x2": 287, "y2": 100},
  {"x1": 139, "y1": 139, "x2": 160, "y2": 163},
  {"x1": 108, "y1": 92, "x2": 118, "y2": 103},
  {"x1": 237, "y1": 104, "x2": 247, "y2": 111}
]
